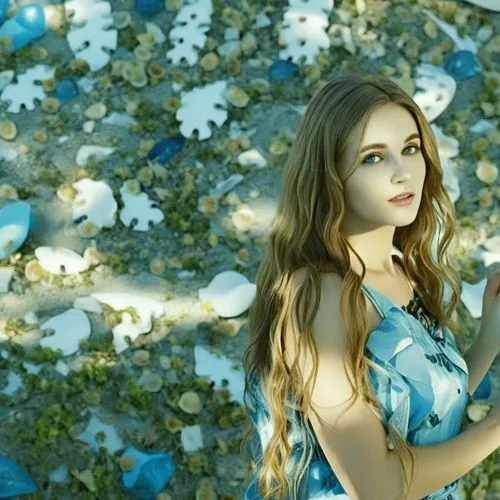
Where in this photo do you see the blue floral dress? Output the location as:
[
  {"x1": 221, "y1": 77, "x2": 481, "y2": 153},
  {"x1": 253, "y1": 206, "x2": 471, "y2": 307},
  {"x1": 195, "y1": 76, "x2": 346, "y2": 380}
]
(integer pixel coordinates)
[{"x1": 243, "y1": 282, "x2": 470, "y2": 500}]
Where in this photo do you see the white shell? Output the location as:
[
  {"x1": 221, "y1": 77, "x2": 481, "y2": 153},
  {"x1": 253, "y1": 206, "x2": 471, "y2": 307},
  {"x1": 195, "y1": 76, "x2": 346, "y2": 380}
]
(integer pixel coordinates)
[
  {"x1": 64, "y1": 0, "x2": 118, "y2": 72},
  {"x1": 35, "y1": 246, "x2": 90, "y2": 275},
  {"x1": 279, "y1": 0, "x2": 334, "y2": 64},
  {"x1": 119, "y1": 184, "x2": 164, "y2": 231},
  {"x1": 412, "y1": 64, "x2": 456, "y2": 123},
  {"x1": 237, "y1": 148, "x2": 267, "y2": 169},
  {"x1": 145, "y1": 22, "x2": 167, "y2": 44},
  {"x1": 75, "y1": 145, "x2": 116, "y2": 167},
  {"x1": 176, "y1": 80, "x2": 228, "y2": 140},
  {"x1": 90, "y1": 293, "x2": 165, "y2": 354},
  {"x1": 72, "y1": 178, "x2": 118, "y2": 229},
  {"x1": 39, "y1": 308, "x2": 91, "y2": 356},
  {"x1": 0, "y1": 64, "x2": 55, "y2": 113},
  {"x1": 198, "y1": 270, "x2": 256, "y2": 318},
  {"x1": 166, "y1": 0, "x2": 213, "y2": 66},
  {"x1": 194, "y1": 345, "x2": 244, "y2": 404}
]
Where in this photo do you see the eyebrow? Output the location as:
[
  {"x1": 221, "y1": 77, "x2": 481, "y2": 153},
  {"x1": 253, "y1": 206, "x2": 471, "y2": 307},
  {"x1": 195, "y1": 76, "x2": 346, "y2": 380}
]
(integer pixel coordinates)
[{"x1": 359, "y1": 133, "x2": 421, "y2": 154}]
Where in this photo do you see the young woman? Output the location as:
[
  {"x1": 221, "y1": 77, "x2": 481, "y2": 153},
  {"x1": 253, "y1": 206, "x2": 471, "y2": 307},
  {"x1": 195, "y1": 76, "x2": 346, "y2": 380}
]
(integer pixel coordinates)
[{"x1": 240, "y1": 74, "x2": 500, "y2": 500}]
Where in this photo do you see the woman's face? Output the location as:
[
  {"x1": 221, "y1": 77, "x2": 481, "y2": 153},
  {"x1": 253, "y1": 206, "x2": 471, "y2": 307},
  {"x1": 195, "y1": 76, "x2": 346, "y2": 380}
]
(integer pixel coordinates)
[{"x1": 339, "y1": 103, "x2": 427, "y2": 232}]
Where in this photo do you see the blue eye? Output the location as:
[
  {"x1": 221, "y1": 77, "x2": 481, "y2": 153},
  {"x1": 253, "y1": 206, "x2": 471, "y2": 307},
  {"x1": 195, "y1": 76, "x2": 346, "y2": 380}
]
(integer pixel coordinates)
[{"x1": 362, "y1": 144, "x2": 421, "y2": 165}]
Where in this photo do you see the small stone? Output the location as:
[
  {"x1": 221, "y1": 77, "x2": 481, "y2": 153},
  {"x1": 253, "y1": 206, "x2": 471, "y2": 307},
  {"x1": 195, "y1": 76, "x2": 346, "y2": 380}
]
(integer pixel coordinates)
[
  {"x1": 112, "y1": 11, "x2": 131, "y2": 30},
  {"x1": 0, "y1": 120, "x2": 17, "y2": 140},
  {"x1": 200, "y1": 52, "x2": 219, "y2": 71},
  {"x1": 476, "y1": 160, "x2": 498, "y2": 184},
  {"x1": 241, "y1": 32, "x2": 258, "y2": 56},
  {"x1": 83, "y1": 120, "x2": 96, "y2": 133},
  {"x1": 132, "y1": 349, "x2": 150, "y2": 367},
  {"x1": 224, "y1": 86, "x2": 250, "y2": 108},
  {"x1": 149, "y1": 257, "x2": 166, "y2": 275},
  {"x1": 178, "y1": 391, "x2": 203, "y2": 414},
  {"x1": 0, "y1": 183, "x2": 18, "y2": 199},
  {"x1": 77, "y1": 222, "x2": 101, "y2": 238},
  {"x1": 41, "y1": 97, "x2": 60, "y2": 114},
  {"x1": 57, "y1": 184, "x2": 77, "y2": 203},
  {"x1": 84, "y1": 102, "x2": 107, "y2": 120}
]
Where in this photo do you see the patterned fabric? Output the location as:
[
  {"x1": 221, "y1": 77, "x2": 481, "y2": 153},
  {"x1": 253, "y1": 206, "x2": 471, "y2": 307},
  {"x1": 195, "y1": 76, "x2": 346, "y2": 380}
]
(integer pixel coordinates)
[{"x1": 243, "y1": 282, "x2": 469, "y2": 500}]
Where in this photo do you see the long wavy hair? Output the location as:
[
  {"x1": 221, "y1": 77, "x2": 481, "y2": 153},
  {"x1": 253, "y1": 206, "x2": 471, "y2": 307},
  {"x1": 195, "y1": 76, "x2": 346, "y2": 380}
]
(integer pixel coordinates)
[{"x1": 239, "y1": 73, "x2": 464, "y2": 499}]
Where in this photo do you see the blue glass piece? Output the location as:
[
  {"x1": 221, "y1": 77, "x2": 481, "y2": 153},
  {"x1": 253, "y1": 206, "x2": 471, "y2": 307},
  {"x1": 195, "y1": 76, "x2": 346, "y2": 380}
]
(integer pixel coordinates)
[
  {"x1": 444, "y1": 50, "x2": 482, "y2": 81},
  {"x1": 120, "y1": 446, "x2": 175, "y2": 500},
  {"x1": 0, "y1": 201, "x2": 32, "y2": 259},
  {"x1": 268, "y1": 59, "x2": 299, "y2": 83},
  {"x1": 55, "y1": 78, "x2": 79, "y2": 102},
  {"x1": 135, "y1": 0, "x2": 163, "y2": 16},
  {"x1": 0, "y1": 452, "x2": 39, "y2": 498},
  {"x1": 147, "y1": 137, "x2": 185, "y2": 164},
  {"x1": 0, "y1": 3, "x2": 46, "y2": 52},
  {"x1": 472, "y1": 371, "x2": 491, "y2": 400},
  {"x1": 0, "y1": 0, "x2": 8, "y2": 25}
]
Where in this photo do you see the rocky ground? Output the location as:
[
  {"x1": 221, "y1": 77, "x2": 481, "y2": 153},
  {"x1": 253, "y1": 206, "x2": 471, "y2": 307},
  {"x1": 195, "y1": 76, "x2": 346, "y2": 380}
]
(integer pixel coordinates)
[{"x1": 0, "y1": 0, "x2": 499, "y2": 498}]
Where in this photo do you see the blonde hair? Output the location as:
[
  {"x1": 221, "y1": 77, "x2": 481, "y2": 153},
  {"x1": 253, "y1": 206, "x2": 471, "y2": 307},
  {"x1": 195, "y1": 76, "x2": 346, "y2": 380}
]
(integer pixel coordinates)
[{"x1": 240, "y1": 74, "x2": 464, "y2": 499}]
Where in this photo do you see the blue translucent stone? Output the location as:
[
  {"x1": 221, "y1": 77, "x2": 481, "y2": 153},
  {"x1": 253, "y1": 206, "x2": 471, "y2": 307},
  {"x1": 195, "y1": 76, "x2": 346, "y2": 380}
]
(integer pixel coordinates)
[
  {"x1": 444, "y1": 50, "x2": 482, "y2": 81},
  {"x1": 0, "y1": 0, "x2": 8, "y2": 25},
  {"x1": 0, "y1": 452, "x2": 38, "y2": 497},
  {"x1": 0, "y1": 201, "x2": 32, "y2": 259},
  {"x1": 0, "y1": 3, "x2": 46, "y2": 52},
  {"x1": 147, "y1": 137, "x2": 185, "y2": 164},
  {"x1": 268, "y1": 59, "x2": 299, "y2": 83},
  {"x1": 135, "y1": 0, "x2": 163, "y2": 16},
  {"x1": 472, "y1": 371, "x2": 491, "y2": 400},
  {"x1": 120, "y1": 446, "x2": 175, "y2": 500},
  {"x1": 55, "y1": 78, "x2": 79, "y2": 102}
]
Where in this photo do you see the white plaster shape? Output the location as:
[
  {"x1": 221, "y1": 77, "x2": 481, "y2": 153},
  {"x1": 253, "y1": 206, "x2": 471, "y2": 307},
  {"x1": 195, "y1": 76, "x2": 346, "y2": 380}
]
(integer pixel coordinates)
[
  {"x1": 0, "y1": 370, "x2": 23, "y2": 396},
  {"x1": 194, "y1": 345, "x2": 244, "y2": 404},
  {"x1": 198, "y1": 270, "x2": 256, "y2": 318},
  {"x1": 39, "y1": 308, "x2": 92, "y2": 356},
  {"x1": 176, "y1": 80, "x2": 228, "y2": 140},
  {"x1": 469, "y1": 119, "x2": 496, "y2": 135},
  {"x1": 90, "y1": 293, "x2": 165, "y2": 354},
  {"x1": 166, "y1": 0, "x2": 213, "y2": 66},
  {"x1": 431, "y1": 124, "x2": 459, "y2": 159},
  {"x1": 208, "y1": 174, "x2": 244, "y2": 200},
  {"x1": 238, "y1": 149, "x2": 267, "y2": 169},
  {"x1": 279, "y1": 0, "x2": 334, "y2": 64},
  {"x1": 423, "y1": 9, "x2": 478, "y2": 53},
  {"x1": 0, "y1": 70, "x2": 14, "y2": 92},
  {"x1": 77, "y1": 414, "x2": 124, "y2": 453},
  {"x1": 472, "y1": 235, "x2": 500, "y2": 268},
  {"x1": 35, "y1": 247, "x2": 90, "y2": 275},
  {"x1": 463, "y1": 0, "x2": 500, "y2": 11},
  {"x1": 0, "y1": 64, "x2": 55, "y2": 113},
  {"x1": 75, "y1": 145, "x2": 116, "y2": 167},
  {"x1": 72, "y1": 178, "x2": 118, "y2": 229},
  {"x1": 180, "y1": 424, "x2": 204, "y2": 453},
  {"x1": 101, "y1": 112, "x2": 136, "y2": 128},
  {"x1": 73, "y1": 296, "x2": 103, "y2": 314},
  {"x1": 64, "y1": 0, "x2": 118, "y2": 72},
  {"x1": 413, "y1": 64, "x2": 456, "y2": 123},
  {"x1": 119, "y1": 184, "x2": 164, "y2": 232},
  {"x1": 0, "y1": 266, "x2": 14, "y2": 292},
  {"x1": 460, "y1": 279, "x2": 488, "y2": 319}
]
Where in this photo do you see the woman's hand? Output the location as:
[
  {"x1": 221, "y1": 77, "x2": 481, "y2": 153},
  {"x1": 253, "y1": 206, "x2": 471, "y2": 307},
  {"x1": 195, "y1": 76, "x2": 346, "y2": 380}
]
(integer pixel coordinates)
[{"x1": 480, "y1": 270, "x2": 500, "y2": 345}]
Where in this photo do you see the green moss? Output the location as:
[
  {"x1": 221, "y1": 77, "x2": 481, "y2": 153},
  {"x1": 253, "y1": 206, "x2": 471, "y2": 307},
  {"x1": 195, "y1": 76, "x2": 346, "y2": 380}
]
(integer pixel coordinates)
[{"x1": 25, "y1": 345, "x2": 65, "y2": 364}]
